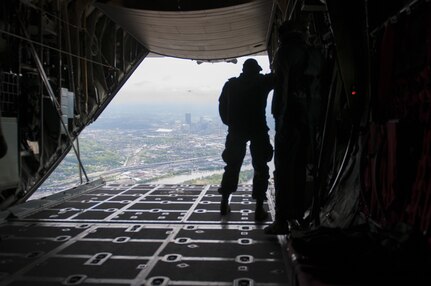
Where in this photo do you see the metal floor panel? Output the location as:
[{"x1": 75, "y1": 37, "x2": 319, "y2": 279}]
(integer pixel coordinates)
[{"x1": 0, "y1": 184, "x2": 289, "y2": 286}]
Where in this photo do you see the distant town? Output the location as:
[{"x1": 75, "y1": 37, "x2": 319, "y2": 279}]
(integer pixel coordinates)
[{"x1": 33, "y1": 103, "x2": 274, "y2": 199}]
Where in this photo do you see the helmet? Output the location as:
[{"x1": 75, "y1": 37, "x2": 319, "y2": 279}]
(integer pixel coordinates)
[{"x1": 242, "y1": 58, "x2": 262, "y2": 73}]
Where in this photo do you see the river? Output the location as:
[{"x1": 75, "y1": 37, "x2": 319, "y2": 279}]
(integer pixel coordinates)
[{"x1": 149, "y1": 160, "x2": 274, "y2": 185}]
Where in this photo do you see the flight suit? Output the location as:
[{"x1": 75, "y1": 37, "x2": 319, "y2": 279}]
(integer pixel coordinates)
[
  {"x1": 218, "y1": 72, "x2": 274, "y2": 201},
  {"x1": 272, "y1": 30, "x2": 310, "y2": 223}
]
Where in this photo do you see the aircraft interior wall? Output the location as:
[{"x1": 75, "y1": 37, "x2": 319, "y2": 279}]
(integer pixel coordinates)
[
  {"x1": 266, "y1": 0, "x2": 431, "y2": 249},
  {"x1": 0, "y1": 0, "x2": 148, "y2": 208}
]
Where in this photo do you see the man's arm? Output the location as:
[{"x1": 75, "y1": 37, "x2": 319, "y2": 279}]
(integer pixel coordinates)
[
  {"x1": 261, "y1": 73, "x2": 275, "y2": 92},
  {"x1": 218, "y1": 82, "x2": 230, "y2": 125}
]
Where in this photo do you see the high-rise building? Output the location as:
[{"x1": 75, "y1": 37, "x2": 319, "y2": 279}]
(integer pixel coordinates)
[{"x1": 185, "y1": 113, "x2": 191, "y2": 125}]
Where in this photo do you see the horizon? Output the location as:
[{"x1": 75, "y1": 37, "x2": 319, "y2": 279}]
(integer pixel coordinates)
[{"x1": 93, "y1": 54, "x2": 274, "y2": 127}]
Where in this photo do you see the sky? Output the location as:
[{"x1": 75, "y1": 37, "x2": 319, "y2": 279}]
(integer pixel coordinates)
[{"x1": 109, "y1": 54, "x2": 272, "y2": 115}]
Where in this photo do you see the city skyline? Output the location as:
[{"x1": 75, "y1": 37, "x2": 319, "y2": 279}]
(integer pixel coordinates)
[{"x1": 96, "y1": 54, "x2": 274, "y2": 126}]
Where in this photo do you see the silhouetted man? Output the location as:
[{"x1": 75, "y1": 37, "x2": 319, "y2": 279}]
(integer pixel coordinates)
[
  {"x1": 218, "y1": 58, "x2": 274, "y2": 221},
  {"x1": 265, "y1": 19, "x2": 311, "y2": 234}
]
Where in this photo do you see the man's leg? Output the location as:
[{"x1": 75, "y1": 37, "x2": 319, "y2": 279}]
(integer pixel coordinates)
[
  {"x1": 265, "y1": 130, "x2": 289, "y2": 233},
  {"x1": 219, "y1": 132, "x2": 247, "y2": 215},
  {"x1": 250, "y1": 132, "x2": 273, "y2": 221},
  {"x1": 265, "y1": 117, "x2": 306, "y2": 233},
  {"x1": 291, "y1": 109, "x2": 309, "y2": 223}
]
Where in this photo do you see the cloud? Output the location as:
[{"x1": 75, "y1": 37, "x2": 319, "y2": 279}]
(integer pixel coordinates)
[{"x1": 113, "y1": 55, "x2": 270, "y2": 106}]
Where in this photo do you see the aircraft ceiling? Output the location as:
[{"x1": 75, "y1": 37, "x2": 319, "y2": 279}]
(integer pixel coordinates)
[{"x1": 95, "y1": 0, "x2": 275, "y2": 60}]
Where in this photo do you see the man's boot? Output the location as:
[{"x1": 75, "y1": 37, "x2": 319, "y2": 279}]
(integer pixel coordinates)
[{"x1": 264, "y1": 219, "x2": 289, "y2": 234}]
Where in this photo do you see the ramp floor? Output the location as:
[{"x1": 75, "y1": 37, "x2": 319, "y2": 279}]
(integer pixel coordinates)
[{"x1": 0, "y1": 184, "x2": 289, "y2": 286}]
